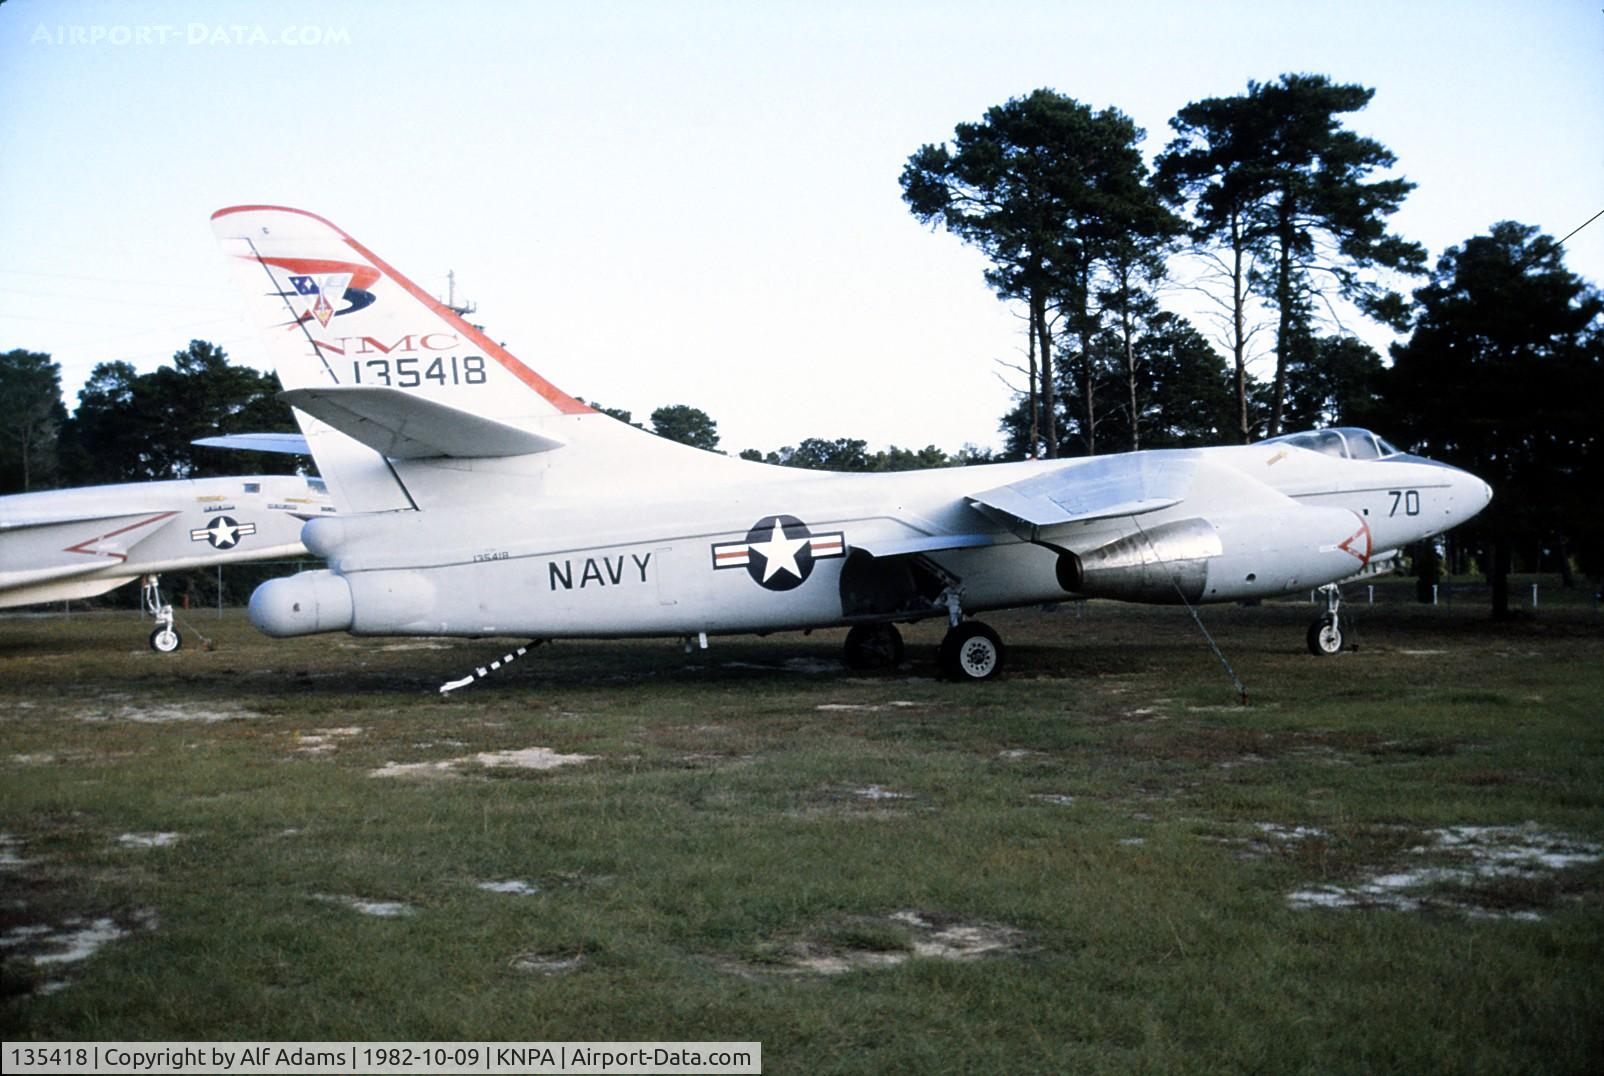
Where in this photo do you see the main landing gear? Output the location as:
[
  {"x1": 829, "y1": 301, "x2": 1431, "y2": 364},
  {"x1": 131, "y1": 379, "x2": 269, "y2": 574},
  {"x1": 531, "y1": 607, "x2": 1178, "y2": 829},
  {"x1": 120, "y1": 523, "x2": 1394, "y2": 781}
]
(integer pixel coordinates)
[
  {"x1": 142, "y1": 575, "x2": 180, "y2": 653},
  {"x1": 843, "y1": 623, "x2": 905, "y2": 670},
  {"x1": 940, "y1": 620, "x2": 1005, "y2": 681},
  {"x1": 933, "y1": 586, "x2": 1004, "y2": 681},
  {"x1": 1307, "y1": 583, "x2": 1345, "y2": 656},
  {"x1": 836, "y1": 574, "x2": 1006, "y2": 682},
  {"x1": 838, "y1": 618, "x2": 1006, "y2": 681}
]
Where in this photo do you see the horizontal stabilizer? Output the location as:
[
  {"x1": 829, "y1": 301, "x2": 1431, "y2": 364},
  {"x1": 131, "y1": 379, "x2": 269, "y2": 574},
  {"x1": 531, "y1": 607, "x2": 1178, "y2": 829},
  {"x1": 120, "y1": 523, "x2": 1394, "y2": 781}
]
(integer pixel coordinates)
[
  {"x1": 851, "y1": 533, "x2": 1002, "y2": 558},
  {"x1": 279, "y1": 387, "x2": 565, "y2": 460},
  {"x1": 970, "y1": 454, "x2": 1195, "y2": 528},
  {"x1": 193, "y1": 433, "x2": 312, "y2": 455}
]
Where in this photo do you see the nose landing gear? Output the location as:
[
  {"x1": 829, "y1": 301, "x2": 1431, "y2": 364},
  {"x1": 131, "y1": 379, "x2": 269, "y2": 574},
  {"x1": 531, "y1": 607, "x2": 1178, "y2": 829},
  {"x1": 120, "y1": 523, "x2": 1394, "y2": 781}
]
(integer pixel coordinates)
[
  {"x1": 142, "y1": 575, "x2": 181, "y2": 653},
  {"x1": 1307, "y1": 583, "x2": 1345, "y2": 656}
]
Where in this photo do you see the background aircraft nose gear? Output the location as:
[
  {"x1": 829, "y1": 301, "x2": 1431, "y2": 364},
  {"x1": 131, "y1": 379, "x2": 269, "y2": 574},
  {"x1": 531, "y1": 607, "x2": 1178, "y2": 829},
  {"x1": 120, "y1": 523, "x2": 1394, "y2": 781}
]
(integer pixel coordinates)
[
  {"x1": 842, "y1": 623, "x2": 905, "y2": 670},
  {"x1": 940, "y1": 620, "x2": 1005, "y2": 681},
  {"x1": 141, "y1": 575, "x2": 180, "y2": 653},
  {"x1": 1308, "y1": 583, "x2": 1345, "y2": 656}
]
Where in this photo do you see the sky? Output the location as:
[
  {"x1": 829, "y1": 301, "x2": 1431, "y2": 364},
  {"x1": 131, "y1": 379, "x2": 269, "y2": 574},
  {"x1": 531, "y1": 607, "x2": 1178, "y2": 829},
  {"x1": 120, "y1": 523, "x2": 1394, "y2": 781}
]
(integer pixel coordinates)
[{"x1": 2, "y1": 0, "x2": 1600, "y2": 457}]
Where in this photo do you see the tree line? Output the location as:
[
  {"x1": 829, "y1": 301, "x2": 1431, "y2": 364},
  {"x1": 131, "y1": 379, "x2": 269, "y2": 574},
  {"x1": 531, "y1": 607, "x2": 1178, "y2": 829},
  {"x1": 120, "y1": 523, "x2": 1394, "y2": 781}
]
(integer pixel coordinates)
[{"x1": 582, "y1": 399, "x2": 993, "y2": 471}]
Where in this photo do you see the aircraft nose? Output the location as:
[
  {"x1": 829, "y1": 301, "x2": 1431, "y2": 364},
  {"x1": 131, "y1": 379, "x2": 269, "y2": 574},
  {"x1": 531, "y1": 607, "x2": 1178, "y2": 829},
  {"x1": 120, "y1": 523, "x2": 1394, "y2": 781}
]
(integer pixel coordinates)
[
  {"x1": 1463, "y1": 469, "x2": 1492, "y2": 508},
  {"x1": 1447, "y1": 465, "x2": 1492, "y2": 524}
]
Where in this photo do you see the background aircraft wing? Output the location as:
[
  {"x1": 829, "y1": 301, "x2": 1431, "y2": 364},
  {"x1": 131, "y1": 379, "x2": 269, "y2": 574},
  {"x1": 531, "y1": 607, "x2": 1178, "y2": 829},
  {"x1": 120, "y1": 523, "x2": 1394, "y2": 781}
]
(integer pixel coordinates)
[
  {"x1": 0, "y1": 510, "x2": 179, "y2": 598},
  {"x1": 0, "y1": 509, "x2": 178, "y2": 542},
  {"x1": 192, "y1": 433, "x2": 312, "y2": 455},
  {"x1": 968, "y1": 454, "x2": 1197, "y2": 528}
]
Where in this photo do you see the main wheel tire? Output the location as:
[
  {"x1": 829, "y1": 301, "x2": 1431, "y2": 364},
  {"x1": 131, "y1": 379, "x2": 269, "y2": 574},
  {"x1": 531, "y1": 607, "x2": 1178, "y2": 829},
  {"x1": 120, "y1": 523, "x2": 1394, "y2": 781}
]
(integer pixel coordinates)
[
  {"x1": 940, "y1": 621, "x2": 1005, "y2": 681},
  {"x1": 843, "y1": 623, "x2": 904, "y2": 670},
  {"x1": 149, "y1": 627, "x2": 182, "y2": 653},
  {"x1": 1306, "y1": 616, "x2": 1343, "y2": 656}
]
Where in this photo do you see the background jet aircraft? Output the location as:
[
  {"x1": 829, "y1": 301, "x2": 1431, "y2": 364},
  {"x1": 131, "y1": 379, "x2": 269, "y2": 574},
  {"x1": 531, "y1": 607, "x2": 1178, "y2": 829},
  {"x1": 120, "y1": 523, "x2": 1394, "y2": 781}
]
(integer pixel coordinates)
[
  {"x1": 0, "y1": 474, "x2": 335, "y2": 651},
  {"x1": 212, "y1": 205, "x2": 1491, "y2": 682}
]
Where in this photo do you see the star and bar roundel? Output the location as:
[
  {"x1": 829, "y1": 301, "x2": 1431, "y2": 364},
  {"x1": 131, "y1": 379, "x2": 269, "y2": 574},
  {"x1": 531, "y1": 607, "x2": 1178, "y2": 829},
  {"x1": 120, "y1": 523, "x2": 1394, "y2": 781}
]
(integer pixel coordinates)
[
  {"x1": 189, "y1": 515, "x2": 256, "y2": 550},
  {"x1": 711, "y1": 515, "x2": 846, "y2": 591}
]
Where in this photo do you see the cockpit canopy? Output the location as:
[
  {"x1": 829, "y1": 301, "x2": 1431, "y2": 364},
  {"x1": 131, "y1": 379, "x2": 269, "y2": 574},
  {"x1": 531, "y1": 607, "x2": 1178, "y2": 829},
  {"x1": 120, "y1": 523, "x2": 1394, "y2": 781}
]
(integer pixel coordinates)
[{"x1": 1261, "y1": 427, "x2": 1401, "y2": 461}]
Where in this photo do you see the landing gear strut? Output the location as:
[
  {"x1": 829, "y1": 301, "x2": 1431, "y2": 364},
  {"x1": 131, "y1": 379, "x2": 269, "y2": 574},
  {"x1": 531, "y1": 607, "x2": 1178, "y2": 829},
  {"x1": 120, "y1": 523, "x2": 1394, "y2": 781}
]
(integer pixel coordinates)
[
  {"x1": 142, "y1": 575, "x2": 180, "y2": 654},
  {"x1": 842, "y1": 623, "x2": 904, "y2": 670},
  {"x1": 1307, "y1": 583, "x2": 1344, "y2": 656},
  {"x1": 932, "y1": 585, "x2": 1005, "y2": 681}
]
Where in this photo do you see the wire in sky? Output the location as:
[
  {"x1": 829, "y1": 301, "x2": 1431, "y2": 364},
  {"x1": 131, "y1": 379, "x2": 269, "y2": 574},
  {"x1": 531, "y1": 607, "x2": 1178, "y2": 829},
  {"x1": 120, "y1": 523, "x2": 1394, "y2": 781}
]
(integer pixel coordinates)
[{"x1": 1556, "y1": 207, "x2": 1603, "y2": 249}]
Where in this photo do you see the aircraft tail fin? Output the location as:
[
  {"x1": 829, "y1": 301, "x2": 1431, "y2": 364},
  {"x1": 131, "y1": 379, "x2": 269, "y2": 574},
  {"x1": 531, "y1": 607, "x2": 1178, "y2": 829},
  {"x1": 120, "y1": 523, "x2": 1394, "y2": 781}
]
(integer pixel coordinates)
[
  {"x1": 212, "y1": 205, "x2": 602, "y2": 511},
  {"x1": 214, "y1": 205, "x2": 758, "y2": 511},
  {"x1": 211, "y1": 205, "x2": 590, "y2": 416}
]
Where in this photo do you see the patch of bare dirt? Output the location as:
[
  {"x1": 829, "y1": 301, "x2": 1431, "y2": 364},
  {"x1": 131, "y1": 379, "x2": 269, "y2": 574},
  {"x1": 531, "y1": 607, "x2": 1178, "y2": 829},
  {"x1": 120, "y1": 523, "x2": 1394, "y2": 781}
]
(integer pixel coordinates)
[
  {"x1": 86, "y1": 703, "x2": 260, "y2": 724},
  {"x1": 370, "y1": 747, "x2": 597, "y2": 779},
  {"x1": 1286, "y1": 824, "x2": 1603, "y2": 919},
  {"x1": 815, "y1": 701, "x2": 923, "y2": 713},
  {"x1": 312, "y1": 894, "x2": 415, "y2": 918},
  {"x1": 0, "y1": 907, "x2": 158, "y2": 995},
  {"x1": 510, "y1": 951, "x2": 584, "y2": 975},
  {"x1": 731, "y1": 909, "x2": 1029, "y2": 977},
  {"x1": 293, "y1": 726, "x2": 364, "y2": 754}
]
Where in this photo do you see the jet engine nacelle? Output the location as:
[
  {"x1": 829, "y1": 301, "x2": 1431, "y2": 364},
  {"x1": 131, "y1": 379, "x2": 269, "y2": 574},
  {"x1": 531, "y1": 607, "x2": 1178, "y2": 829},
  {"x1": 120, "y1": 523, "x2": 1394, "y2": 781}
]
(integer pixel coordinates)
[
  {"x1": 1057, "y1": 507, "x2": 1372, "y2": 604},
  {"x1": 249, "y1": 566, "x2": 444, "y2": 637},
  {"x1": 250, "y1": 570, "x2": 354, "y2": 636}
]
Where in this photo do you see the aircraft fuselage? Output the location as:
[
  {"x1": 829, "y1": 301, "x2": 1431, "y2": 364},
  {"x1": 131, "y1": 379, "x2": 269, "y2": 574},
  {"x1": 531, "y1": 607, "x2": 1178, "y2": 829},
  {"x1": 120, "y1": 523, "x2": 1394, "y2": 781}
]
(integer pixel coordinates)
[{"x1": 252, "y1": 441, "x2": 1489, "y2": 640}]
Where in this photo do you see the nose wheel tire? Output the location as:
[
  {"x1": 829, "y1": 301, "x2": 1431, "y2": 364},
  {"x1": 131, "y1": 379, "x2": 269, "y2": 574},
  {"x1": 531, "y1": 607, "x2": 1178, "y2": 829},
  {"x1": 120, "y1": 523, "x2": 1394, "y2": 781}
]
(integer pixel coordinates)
[
  {"x1": 1306, "y1": 616, "x2": 1343, "y2": 656},
  {"x1": 843, "y1": 623, "x2": 905, "y2": 670},
  {"x1": 149, "y1": 627, "x2": 182, "y2": 654},
  {"x1": 940, "y1": 621, "x2": 1005, "y2": 681}
]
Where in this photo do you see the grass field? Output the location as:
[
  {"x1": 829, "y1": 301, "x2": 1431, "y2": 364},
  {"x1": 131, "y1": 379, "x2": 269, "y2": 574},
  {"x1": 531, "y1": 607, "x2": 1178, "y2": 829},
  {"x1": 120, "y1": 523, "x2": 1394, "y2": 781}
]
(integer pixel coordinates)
[{"x1": 2, "y1": 581, "x2": 1602, "y2": 1072}]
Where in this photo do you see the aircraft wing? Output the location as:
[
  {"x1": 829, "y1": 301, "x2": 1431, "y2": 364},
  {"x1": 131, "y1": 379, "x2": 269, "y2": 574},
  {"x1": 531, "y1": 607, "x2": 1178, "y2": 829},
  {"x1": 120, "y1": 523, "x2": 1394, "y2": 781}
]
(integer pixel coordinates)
[
  {"x1": 193, "y1": 432, "x2": 312, "y2": 455},
  {"x1": 854, "y1": 456, "x2": 1203, "y2": 559},
  {"x1": 850, "y1": 532, "x2": 1003, "y2": 558},
  {"x1": 0, "y1": 509, "x2": 177, "y2": 542},
  {"x1": 279, "y1": 386, "x2": 565, "y2": 459},
  {"x1": 0, "y1": 510, "x2": 180, "y2": 598},
  {"x1": 967, "y1": 454, "x2": 1196, "y2": 528}
]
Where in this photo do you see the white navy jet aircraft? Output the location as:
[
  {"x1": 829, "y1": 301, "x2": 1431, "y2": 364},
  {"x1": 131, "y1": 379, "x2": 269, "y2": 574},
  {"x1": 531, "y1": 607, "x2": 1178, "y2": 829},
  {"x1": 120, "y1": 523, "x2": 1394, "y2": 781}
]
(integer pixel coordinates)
[
  {"x1": 212, "y1": 205, "x2": 1490, "y2": 683},
  {"x1": 1, "y1": 474, "x2": 335, "y2": 651}
]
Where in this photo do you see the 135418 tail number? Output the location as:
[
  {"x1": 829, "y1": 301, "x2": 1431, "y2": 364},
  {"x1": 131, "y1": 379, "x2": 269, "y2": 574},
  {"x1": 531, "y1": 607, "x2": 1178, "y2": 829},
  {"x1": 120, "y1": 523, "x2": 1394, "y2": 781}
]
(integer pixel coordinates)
[{"x1": 348, "y1": 355, "x2": 486, "y2": 387}]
